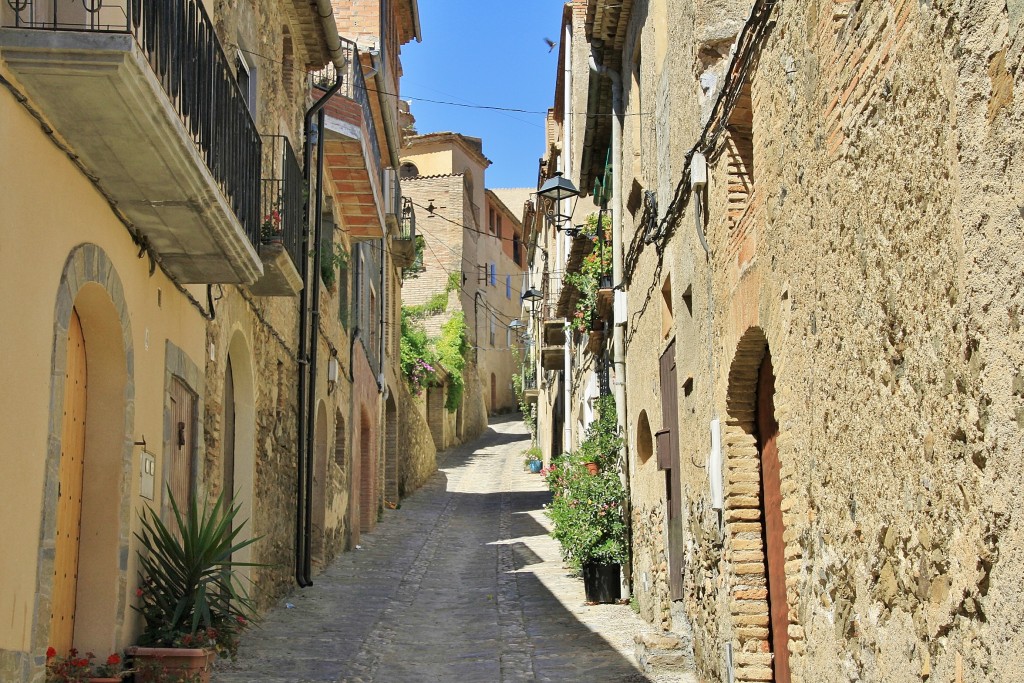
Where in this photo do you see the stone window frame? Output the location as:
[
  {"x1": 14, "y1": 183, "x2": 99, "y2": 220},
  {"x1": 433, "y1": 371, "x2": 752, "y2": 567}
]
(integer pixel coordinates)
[{"x1": 722, "y1": 326, "x2": 804, "y2": 681}]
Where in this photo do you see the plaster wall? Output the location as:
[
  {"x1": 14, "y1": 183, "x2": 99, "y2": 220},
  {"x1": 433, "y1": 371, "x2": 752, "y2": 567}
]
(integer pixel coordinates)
[{"x1": 0, "y1": 81, "x2": 206, "y2": 675}]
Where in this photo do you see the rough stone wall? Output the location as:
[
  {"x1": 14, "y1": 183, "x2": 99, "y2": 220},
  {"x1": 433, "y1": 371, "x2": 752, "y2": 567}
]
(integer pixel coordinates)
[
  {"x1": 611, "y1": 0, "x2": 1024, "y2": 681},
  {"x1": 396, "y1": 383, "x2": 438, "y2": 497}
]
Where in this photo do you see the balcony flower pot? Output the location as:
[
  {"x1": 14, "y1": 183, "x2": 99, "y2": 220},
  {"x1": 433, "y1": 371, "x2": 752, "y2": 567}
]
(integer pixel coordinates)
[
  {"x1": 128, "y1": 646, "x2": 215, "y2": 683},
  {"x1": 584, "y1": 462, "x2": 600, "y2": 476},
  {"x1": 582, "y1": 561, "x2": 621, "y2": 604},
  {"x1": 529, "y1": 459, "x2": 543, "y2": 474}
]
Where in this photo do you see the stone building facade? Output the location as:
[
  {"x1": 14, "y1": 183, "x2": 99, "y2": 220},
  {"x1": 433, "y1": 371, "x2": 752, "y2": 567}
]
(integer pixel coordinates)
[
  {"x1": 0, "y1": 0, "x2": 422, "y2": 680},
  {"x1": 398, "y1": 132, "x2": 523, "y2": 448},
  {"x1": 535, "y1": 0, "x2": 1024, "y2": 681}
]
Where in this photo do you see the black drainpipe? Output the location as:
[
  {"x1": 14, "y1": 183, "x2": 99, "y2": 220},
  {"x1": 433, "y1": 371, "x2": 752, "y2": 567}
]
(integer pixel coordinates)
[
  {"x1": 302, "y1": 106, "x2": 328, "y2": 586},
  {"x1": 297, "y1": 74, "x2": 343, "y2": 588}
]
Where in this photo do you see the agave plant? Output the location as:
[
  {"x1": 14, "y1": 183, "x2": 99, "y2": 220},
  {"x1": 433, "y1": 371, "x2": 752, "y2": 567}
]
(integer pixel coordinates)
[{"x1": 133, "y1": 488, "x2": 260, "y2": 657}]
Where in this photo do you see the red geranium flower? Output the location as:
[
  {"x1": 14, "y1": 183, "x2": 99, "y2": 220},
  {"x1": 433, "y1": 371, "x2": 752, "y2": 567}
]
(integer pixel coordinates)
[
  {"x1": 46, "y1": 646, "x2": 56, "y2": 659},
  {"x1": 106, "y1": 653, "x2": 121, "y2": 666}
]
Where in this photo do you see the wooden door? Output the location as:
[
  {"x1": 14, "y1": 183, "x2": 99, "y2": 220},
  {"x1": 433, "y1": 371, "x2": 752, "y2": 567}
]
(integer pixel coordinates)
[
  {"x1": 51, "y1": 309, "x2": 87, "y2": 653},
  {"x1": 659, "y1": 341, "x2": 683, "y2": 600},
  {"x1": 167, "y1": 377, "x2": 196, "y2": 525},
  {"x1": 757, "y1": 352, "x2": 789, "y2": 682}
]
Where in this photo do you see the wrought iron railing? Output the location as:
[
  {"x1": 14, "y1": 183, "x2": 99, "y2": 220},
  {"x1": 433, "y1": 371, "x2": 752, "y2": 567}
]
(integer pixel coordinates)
[
  {"x1": 542, "y1": 271, "x2": 563, "y2": 320},
  {"x1": 523, "y1": 372, "x2": 537, "y2": 391},
  {"x1": 311, "y1": 38, "x2": 383, "y2": 193},
  {"x1": 4, "y1": 0, "x2": 262, "y2": 245},
  {"x1": 398, "y1": 196, "x2": 416, "y2": 240},
  {"x1": 260, "y1": 135, "x2": 304, "y2": 268}
]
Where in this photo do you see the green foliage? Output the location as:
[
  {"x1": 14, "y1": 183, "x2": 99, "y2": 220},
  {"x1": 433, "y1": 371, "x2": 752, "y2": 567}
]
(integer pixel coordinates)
[
  {"x1": 446, "y1": 271, "x2": 461, "y2": 292},
  {"x1": 403, "y1": 291, "x2": 449, "y2": 318},
  {"x1": 320, "y1": 243, "x2": 348, "y2": 289},
  {"x1": 563, "y1": 213, "x2": 612, "y2": 333},
  {"x1": 545, "y1": 458, "x2": 627, "y2": 569},
  {"x1": 577, "y1": 394, "x2": 621, "y2": 467},
  {"x1": 437, "y1": 313, "x2": 469, "y2": 412},
  {"x1": 399, "y1": 309, "x2": 469, "y2": 412},
  {"x1": 400, "y1": 309, "x2": 438, "y2": 396},
  {"x1": 402, "y1": 235, "x2": 427, "y2": 280},
  {"x1": 544, "y1": 397, "x2": 626, "y2": 569},
  {"x1": 133, "y1": 489, "x2": 260, "y2": 659}
]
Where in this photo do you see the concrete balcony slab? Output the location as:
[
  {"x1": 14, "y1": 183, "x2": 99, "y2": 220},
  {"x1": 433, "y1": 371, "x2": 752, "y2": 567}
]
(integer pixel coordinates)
[{"x1": 0, "y1": 29, "x2": 261, "y2": 283}]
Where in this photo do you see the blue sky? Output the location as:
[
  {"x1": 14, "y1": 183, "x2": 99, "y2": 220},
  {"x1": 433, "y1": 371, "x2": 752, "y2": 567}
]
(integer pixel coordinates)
[{"x1": 400, "y1": 0, "x2": 565, "y2": 189}]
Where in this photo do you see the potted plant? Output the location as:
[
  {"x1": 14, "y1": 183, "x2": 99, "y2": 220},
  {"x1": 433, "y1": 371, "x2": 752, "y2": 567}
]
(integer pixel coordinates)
[
  {"x1": 129, "y1": 489, "x2": 259, "y2": 683},
  {"x1": 544, "y1": 395, "x2": 626, "y2": 603},
  {"x1": 46, "y1": 648, "x2": 127, "y2": 682},
  {"x1": 260, "y1": 207, "x2": 283, "y2": 244},
  {"x1": 524, "y1": 446, "x2": 543, "y2": 473}
]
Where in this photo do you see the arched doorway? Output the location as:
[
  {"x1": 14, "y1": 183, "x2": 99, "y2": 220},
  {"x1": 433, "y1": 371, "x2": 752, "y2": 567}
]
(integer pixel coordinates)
[
  {"x1": 384, "y1": 396, "x2": 399, "y2": 505},
  {"x1": 225, "y1": 333, "x2": 256, "y2": 578},
  {"x1": 334, "y1": 411, "x2": 349, "y2": 548},
  {"x1": 359, "y1": 408, "x2": 375, "y2": 533},
  {"x1": 490, "y1": 373, "x2": 497, "y2": 414},
  {"x1": 311, "y1": 401, "x2": 329, "y2": 566},
  {"x1": 44, "y1": 269, "x2": 131, "y2": 656},
  {"x1": 757, "y1": 350, "x2": 788, "y2": 681},
  {"x1": 723, "y1": 329, "x2": 796, "y2": 682}
]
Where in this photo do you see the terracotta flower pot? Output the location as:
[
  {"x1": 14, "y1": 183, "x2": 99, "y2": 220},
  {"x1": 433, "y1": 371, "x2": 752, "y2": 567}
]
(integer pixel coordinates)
[
  {"x1": 585, "y1": 462, "x2": 599, "y2": 475},
  {"x1": 128, "y1": 646, "x2": 215, "y2": 683}
]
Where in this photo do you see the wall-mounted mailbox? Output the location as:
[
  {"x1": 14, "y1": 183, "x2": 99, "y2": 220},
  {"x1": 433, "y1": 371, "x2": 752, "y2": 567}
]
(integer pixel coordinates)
[{"x1": 140, "y1": 451, "x2": 156, "y2": 500}]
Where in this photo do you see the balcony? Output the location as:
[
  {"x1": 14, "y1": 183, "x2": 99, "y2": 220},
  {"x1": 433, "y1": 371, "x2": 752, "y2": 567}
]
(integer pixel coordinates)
[
  {"x1": 314, "y1": 40, "x2": 386, "y2": 241},
  {"x1": 250, "y1": 135, "x2": 303, "y2": 297},
  {"x1": 391, "y1": 197, "x2": 418, "y2": 269},
  {"x1": 0, "y1": 0, "x2": 262, "y2": 284},
  {"x1": 522, "y1": 372, "x2": 538, "y2": 404}
]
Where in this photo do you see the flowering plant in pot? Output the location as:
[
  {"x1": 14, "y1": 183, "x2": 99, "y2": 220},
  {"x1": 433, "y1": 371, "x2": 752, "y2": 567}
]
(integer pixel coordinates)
[
  {"x1": 45, "y1": 648, "x2": 127, "y2": 682},
  {"x1": 130, "y1": 488, "x2": 260, "y2": 682},
  {"x1": 260, "y1": 207, "x2": 283, "y2": 244},
  {"x1": 544, "y1": 395, "x2": 626, "y2": 603}
]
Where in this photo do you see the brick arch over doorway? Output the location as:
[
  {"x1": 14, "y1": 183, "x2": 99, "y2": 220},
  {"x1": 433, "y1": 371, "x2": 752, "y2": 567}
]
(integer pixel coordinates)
[
  {"x1": 37, "y1": 243, "x2": 135, "y2": 663},
  {"x1": 722, "y1": 327, "x2": 802, "y2": 682}
]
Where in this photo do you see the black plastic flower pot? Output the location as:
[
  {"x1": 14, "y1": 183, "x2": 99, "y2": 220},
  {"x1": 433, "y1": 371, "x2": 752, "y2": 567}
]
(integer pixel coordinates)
[{"x1": 582, "y1": 561, "x2": 621, "y2": 604}]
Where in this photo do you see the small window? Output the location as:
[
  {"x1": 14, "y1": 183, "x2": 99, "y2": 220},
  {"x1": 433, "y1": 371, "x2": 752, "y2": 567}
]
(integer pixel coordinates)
[
  {"x1": 496, "y1": 215, "x2": 503, "y2": 240},
  {"x1": 399, "y1": 162, "x2": 419, "y2": 179},
  {"x1": 489, "y1": 316, "x2": 496, "y2": 347},
  {"x1": 235, "y1": 52, "x2": 257, "y2": 115},
  {"x1": 661, "y1": 275, "x2": 674, "y2": 339},
  {"x1": 506, "y1": 275, "x2": 512, "y2": 299},
  {"x1": 489, "y1": 208, "x2": 496, "y2": 234},
  {"x1": 489, "y1": 263, "x2": 497, "y2": 287}
]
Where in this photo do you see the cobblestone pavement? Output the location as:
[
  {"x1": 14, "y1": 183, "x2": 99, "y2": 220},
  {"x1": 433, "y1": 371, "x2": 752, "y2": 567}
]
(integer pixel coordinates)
[{"x1": 214, "y1": 416, "x2": 686, "y2": 683}]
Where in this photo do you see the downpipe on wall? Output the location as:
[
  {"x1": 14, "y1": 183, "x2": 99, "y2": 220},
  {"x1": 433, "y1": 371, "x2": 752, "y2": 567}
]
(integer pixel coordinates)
[
  {"x1": 590, "y1": 48, "x2": 631, "y2": 595},
  {"x1": 296, "y1": 70, "x2": 344, "y2": 588}
]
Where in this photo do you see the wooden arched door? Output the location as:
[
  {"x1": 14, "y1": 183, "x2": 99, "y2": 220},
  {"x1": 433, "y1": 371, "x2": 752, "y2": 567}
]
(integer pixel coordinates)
[
  {"x1": 51, "y1": 309, "x2": 87, "y2": 653},
  {"x1": 757, "y1": 351, "x2": 789, "y2": 682}
]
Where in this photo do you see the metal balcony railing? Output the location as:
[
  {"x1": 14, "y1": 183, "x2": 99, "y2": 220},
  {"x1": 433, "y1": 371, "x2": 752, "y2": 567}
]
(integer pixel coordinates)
[
  {"x1": 522, "y1": 373, "x2": 537, "y2": 391},
  {"x1": 311, "y1": 38, "x2": 383, "y2": 192},
  {"x1": 260, "y1": 135, "x2": 304, "y2": 268},
  {"x1": 399, "y1": 196, "x2": 416, "y2": 240},
  {"x1": 4, "y1": 0, "x2": 262, "y2": 245}
]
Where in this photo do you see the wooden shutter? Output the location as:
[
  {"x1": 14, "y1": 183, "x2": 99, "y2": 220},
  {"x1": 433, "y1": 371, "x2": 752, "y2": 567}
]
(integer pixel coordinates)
[{"x1": 659, "y1": 340, "x2": 684, "y2": 600}]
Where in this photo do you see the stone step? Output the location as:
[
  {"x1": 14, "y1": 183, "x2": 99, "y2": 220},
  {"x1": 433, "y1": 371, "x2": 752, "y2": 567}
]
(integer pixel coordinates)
[{"x1": 634, "y1": 631, "x2": 698, "y2": 681}]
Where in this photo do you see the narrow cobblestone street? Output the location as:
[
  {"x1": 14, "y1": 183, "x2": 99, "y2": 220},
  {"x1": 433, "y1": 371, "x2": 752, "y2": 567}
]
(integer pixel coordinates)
[{"x1": 213, "y1": 416, "x2": 681, "y2": 683}]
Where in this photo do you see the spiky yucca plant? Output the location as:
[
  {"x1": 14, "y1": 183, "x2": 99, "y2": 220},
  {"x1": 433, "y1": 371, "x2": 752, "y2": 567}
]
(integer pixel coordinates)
[{"x1": 133, "y1": 488, "x2": 260, "y2": 657}]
